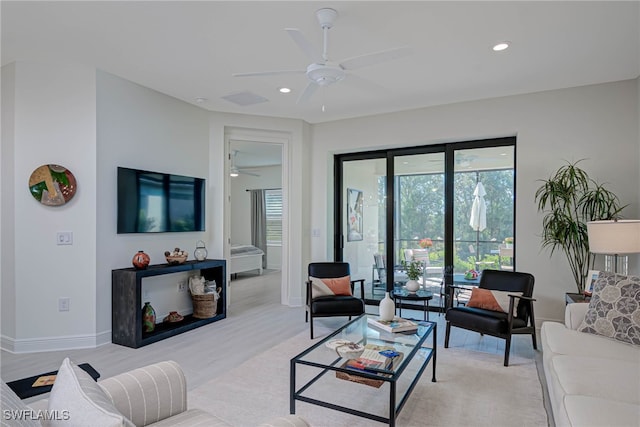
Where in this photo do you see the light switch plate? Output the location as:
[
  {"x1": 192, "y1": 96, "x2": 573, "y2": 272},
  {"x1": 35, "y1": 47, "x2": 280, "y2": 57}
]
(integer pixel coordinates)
[{"x1": 57, "y1": 231, "x2": 73, "y2": 245}]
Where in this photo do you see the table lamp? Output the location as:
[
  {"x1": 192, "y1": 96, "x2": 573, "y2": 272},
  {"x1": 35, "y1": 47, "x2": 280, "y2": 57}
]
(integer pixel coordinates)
[{"x1": 587, "y1": 219, "x2": 640, "y2": 275}]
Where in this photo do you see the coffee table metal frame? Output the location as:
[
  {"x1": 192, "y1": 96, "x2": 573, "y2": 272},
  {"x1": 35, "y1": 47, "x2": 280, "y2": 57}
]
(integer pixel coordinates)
[{"x1": 290, "y1": 314, "x2": 436, "y2": 426}]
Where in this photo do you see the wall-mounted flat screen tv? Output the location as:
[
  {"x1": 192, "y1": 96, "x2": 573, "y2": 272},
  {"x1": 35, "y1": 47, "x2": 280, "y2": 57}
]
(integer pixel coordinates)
[{"x1": 117, "y1": 167, "x2": 205, "y2": 233}]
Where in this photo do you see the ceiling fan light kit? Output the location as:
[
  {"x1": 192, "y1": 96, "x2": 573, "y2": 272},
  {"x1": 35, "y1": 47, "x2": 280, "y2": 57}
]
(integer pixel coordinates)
[{"x1": 233, "y1": 7, "x2": 412, "y2": 104}]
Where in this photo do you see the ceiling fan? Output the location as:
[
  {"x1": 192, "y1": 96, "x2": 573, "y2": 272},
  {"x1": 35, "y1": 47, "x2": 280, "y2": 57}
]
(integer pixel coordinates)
[
  {"x1": 233, "y1": 8, "x2": 412, "y2": 103},
  {"x1": 230, "y1": 150, "x2": 260, "y2": 177}
]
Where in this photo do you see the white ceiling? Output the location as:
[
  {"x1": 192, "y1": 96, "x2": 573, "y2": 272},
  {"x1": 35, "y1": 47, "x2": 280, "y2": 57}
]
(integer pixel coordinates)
[{"x1": 2, "y1": 1, "x2": 639, "y2": 126}]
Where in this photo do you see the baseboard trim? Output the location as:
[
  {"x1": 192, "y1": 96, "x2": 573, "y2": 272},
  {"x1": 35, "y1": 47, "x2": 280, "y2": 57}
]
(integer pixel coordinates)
[{"x1": 1, "y1": 331, "x2": 112, "y2": 354}]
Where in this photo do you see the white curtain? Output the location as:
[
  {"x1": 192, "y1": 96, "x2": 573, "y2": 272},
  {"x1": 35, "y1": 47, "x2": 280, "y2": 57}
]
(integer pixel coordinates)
[{"x1": 250, "y1": 189, "x2": 267, "y2": 268}]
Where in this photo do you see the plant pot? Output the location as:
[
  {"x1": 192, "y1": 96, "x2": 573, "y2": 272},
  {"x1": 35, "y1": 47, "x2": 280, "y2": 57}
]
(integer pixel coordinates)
[{"x1": 405, "y1": 279, "x2": 420, "y2": 293}]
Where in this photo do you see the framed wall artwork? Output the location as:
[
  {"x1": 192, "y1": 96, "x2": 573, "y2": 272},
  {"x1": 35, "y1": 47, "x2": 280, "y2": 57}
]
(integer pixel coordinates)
[
  {"x1": 28, "y1": 164, "x2": 77, "y2": 206},
  {"x1": 347, "y1": 188, "x2": 363, "y2": 242}
]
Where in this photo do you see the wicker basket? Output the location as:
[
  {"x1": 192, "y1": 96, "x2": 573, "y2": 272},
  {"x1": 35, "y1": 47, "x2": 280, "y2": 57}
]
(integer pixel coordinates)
[{"x1": 191, "y1": 293, "x2": 217, "y2": 319}]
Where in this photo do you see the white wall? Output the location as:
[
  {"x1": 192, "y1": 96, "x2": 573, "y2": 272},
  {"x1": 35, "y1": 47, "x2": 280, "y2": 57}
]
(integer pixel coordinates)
[
  {"x1": 1, "y1": 63, "x2": 17, "y2": 343},
  {"x1": 230, "y1": 164, "x2": 282, "y2": 270},
  {"x1": 311, "y1": 79, "x2": 640, "y2": 325},
  {"x1": 96, "y1": 70, "x2": 211, "y2": 339},
  {"x1": 2, "y1": 61, "x2": 98, "y2": 352}
]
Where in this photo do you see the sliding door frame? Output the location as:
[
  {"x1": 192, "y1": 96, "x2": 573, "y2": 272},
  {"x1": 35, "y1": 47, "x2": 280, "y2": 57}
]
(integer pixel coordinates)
[{"x1": 335, "y1": 136, "x2": 516, "y2": 307}]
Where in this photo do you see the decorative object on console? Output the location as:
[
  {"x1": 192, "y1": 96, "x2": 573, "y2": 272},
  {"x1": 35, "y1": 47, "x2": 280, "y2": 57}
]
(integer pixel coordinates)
[
  {"x1": 379, "y1": 292, "x2": 396, "y2": 321},
  {"x1": 165, "y1": 247, "x2": 188, "y2": 264},
  {"x1": 587, "y1": 219, "x2": 640, "y2": 275},
  {"x1": 194, "y1": 240, "x2": 208, "y2": 261},
  {"x1": 535, "y1": 160, "x2": 623, "y2": 293},
  {"x1": 132, "y1": 250, "x2": 150, "y2": 269},
  {"x1": 163, "y1": 311, "x2": 184, "y2": 323},
  {"x1": 142, "y1": 302, "x2": 156, "y2": 333},
  {"x1": 189, "y1": 275, "x2": 220, "y2": 319},
  {"x1": 28, "y1": 164, "x2": 77, "y2": 206}
]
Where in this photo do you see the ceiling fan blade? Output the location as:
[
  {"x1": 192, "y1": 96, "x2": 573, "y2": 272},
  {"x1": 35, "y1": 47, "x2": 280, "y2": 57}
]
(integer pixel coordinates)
[
  {"x1": 239, "y1": 170, "x2": 260, "y2": 177},
  {"x1": 233, "y1": 70, "x2": 305, "y2": 78},
  {"x1": 285, "y1": 28, "x2": 324, "y2": 64},
  {"x1": 342, "y1": 73, "x2": 387, "y2": 93},
  {"x1": 339, "y1": 46, "x2": 413, "y2": 71},
  {"x1": 296, "y1": 82, "x2": 318, "y2": 104}
]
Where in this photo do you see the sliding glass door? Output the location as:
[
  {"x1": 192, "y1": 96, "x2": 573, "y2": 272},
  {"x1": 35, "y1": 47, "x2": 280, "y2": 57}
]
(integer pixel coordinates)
[{"x1": 336, "y1": 137, "x2": 515, "y2": 309}]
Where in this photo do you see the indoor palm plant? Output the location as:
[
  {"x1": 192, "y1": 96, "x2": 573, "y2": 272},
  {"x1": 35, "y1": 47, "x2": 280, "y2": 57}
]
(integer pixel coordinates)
[{"x1": 535, "y1": 160, "x2": 624, "y2": 293}]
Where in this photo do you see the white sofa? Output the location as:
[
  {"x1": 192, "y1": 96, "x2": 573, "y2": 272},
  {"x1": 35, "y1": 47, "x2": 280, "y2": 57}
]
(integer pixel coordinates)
[
  {"x1": 541, "y1": 303, "x2": 640, "y2": 427},
  {"x1": 2, "y1": 359, "x2": 309, "y2": 427}
]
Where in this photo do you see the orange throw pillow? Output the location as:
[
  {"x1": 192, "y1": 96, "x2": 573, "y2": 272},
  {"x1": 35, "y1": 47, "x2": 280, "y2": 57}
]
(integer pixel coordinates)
[
  {"x1": 466, "y1": 288, "x2": 520, "y2": 316},
  {"x1": 310, "y1": 275, "x2": 352, "y2": 298}
]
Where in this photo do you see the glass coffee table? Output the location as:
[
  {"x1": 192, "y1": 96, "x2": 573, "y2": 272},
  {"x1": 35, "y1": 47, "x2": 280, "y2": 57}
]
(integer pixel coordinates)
[{"x1": 290, "y1": 314, "x2": 436, "y2": 426}]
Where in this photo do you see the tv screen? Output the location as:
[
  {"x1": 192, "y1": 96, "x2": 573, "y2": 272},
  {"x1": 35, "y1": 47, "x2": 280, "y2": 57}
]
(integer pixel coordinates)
[{"x1": 117, "y1": 167, "x2": 205, "y2": 233}]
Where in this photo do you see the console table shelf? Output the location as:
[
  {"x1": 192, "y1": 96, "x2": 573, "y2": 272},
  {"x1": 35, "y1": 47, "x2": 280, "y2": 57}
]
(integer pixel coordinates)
[{"x1": 112, "y1": 259, "x2": 226, "y2": 348}]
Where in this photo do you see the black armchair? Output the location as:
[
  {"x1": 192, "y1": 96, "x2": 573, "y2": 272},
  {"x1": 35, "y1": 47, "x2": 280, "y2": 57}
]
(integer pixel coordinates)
[
  {"x1": 444, "y1": 269, "x2": 536, "y2": 366},
  {"x1": 305, "y1": 262, "x2": 365, "y2": 339}
]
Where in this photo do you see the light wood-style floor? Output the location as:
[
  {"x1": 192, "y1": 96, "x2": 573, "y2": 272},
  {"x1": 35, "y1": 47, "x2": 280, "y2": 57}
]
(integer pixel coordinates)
[{"x1": 1, "y1": 270, "x2": 538, "y2": 400}]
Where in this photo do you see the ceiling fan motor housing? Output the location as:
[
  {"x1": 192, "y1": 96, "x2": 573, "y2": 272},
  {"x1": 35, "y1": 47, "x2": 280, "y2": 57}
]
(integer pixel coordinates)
[{"x1": 306, "y1": 62, "x2": 345, "y2": 86}]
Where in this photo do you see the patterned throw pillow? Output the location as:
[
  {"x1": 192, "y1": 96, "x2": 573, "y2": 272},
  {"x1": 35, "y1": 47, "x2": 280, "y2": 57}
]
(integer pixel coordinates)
[
  {"x1": 577, "y1": 271, "x2": 640, "y2": 345},
  {"x1": 310, "y1": 275, "x2": 352, "y2": 298},
  {"x1": 466, "y1": 288, "x2": 522, "y2": 317}
]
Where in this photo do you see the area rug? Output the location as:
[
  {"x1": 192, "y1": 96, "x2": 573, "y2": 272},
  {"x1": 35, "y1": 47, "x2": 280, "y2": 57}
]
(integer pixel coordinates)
[{"x1": 189, "y1": 330, "x2": 548, "y2": 427}]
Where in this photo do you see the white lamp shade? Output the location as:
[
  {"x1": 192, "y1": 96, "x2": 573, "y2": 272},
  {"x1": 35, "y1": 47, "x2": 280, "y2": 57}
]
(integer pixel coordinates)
[{"x1": 587, "y1": 220, "x2": 640, "y2": 254}]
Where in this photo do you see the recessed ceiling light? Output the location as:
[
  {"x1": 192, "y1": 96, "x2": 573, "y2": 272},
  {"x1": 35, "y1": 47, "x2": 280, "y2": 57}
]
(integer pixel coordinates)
[
  {"x1": 492, "y1": 42, "x2": 510, "y2": 52},
  {"x1": 195, "y1": 97, "x2": 208, "y2": 103},
  {"x1": 278, "y1": 87, "x2": 291, "y2": 94}
]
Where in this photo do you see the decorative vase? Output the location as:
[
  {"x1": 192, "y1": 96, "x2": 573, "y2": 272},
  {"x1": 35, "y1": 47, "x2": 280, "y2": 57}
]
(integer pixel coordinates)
[
  {"x1": 194, "y1": 240, "x2": 208, "y2": 261},
  {"x1": 406, "y1": 279, "x2": 420, "y2": 293},
  {"x1": 132, "y1": 250, "x2": 150, "y2": 269},
  {"x1": 379, "y1": 292, "x2": 395, "y2": 321},
  {"x1": 142, "y1": 302, "x2": 156, "y2": 333}
]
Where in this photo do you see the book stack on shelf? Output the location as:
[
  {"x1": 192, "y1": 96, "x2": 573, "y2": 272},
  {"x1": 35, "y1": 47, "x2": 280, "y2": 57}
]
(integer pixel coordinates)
[
  {"x1": 336, "y1": 344, "x2": 404, "y2": 388},
  {"x1": 367, "y1": 316, "x2": 418, "y2": 333}
]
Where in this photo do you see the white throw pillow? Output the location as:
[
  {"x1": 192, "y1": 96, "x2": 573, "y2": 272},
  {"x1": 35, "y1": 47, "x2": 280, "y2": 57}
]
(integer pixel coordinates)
[{"x1": 46, "y1": 358, "x2": 133, "y2": 427}]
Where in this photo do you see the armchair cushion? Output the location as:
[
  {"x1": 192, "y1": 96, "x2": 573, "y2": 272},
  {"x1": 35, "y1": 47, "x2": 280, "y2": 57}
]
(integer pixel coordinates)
[
  {"x1": 47, "y1": 357, "x2": 134, "y2": 427},
  {"x1": 577, "y1": 272, "x2": 640, "y2": 346},
  {"x1": 466, "y1": 288, "x2": 522, "y2": 316},
  {"x1": 310, "y1": 295, "x2": 364, "y2": 315},
  {"x1": 309, "y1": 275, "x2": 352, "y2": 298},
  {"x1": 446, "y1": 306, "x2": 528, "y2": 334}
]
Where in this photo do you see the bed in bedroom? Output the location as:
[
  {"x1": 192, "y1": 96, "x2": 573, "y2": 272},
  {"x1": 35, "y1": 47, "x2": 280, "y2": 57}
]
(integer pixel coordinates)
[{"x1": 230, "y1": 244, "x2": 264, "y2": 276}]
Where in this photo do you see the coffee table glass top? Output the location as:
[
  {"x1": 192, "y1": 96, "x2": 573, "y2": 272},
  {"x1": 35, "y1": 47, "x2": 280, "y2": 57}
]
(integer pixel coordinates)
[{"x1": 294, "y1": 314, "x2": 435, "y2": 376}]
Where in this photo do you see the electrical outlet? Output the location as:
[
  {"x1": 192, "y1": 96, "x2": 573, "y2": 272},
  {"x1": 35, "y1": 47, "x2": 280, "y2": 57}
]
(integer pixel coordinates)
[
  {"x1": 177, "y1": 281, "x2": 187, "y2": 293},
  {"x1": 58, "y1": 297, "x2": 70, "y2": 312}
]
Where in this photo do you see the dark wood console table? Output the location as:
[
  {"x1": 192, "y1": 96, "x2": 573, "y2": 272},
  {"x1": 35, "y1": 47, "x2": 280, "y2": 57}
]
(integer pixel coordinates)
[{"x1": 112, "y1": 259, "x2": 226, "y2": 348}]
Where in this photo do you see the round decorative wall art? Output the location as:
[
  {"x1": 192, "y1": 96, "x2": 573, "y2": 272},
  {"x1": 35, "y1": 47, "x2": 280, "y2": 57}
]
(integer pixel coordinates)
[{"x1": 29, "y1": 164, "x2": 77, "y2": 206}]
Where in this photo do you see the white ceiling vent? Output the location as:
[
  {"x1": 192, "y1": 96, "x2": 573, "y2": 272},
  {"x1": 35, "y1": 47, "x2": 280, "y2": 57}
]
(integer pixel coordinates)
[{"x1": 221, "y1": 91, "x2": 269, "y2": 106}]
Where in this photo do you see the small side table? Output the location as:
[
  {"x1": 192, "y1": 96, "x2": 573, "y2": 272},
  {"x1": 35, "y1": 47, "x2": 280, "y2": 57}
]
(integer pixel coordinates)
[
  {"x1": 391, "y1": 289, "x2": 433, "y2": 321},
  {"x1": 565, "y1": 293, "x2": 591, "y2": 305},
  {"x1": 6, "y1": 363, "x2": 100, "y2": 399}
]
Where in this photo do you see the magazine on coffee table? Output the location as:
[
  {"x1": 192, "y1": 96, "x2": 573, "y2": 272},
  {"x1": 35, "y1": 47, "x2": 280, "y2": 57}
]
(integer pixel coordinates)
[
  {"x1": 367, "y1": 316, "x2": 418, "y2": 333},
  {"x1": 336, "y1": 344, "x2": 404, "y2": 388}
]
